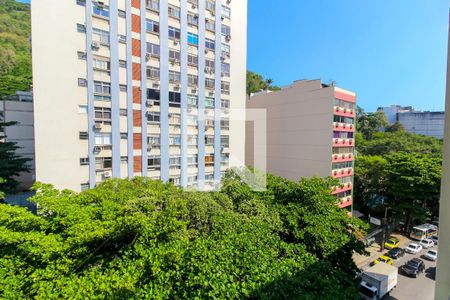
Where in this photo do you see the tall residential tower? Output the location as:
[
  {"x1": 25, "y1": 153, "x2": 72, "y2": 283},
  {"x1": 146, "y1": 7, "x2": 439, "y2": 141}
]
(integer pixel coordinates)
[
  {"x1": 246, "y1": 80, "x2": 356, "y2": 211},
  {"x1": 31, "y1": 0, "x2": 247, "y2": 191}
]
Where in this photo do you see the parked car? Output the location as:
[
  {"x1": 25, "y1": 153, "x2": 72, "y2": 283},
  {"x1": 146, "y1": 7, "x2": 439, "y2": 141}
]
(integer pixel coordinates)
[
  {"x1": 430, "y1": 235, "x2": 438, "y2": 246},
  {"x1": 401, "y1": 258, "x2": 425, "y2": 278},
  {"x1": 384, "y1": 237, "x2": 400, "y2": 250},
  {"x1": 370, "y1": 255, "x2": 394, "y2": 267},
  {"x1": 387, "y1": 247, "x2": 405, "y2": 260},
  {"x1": 420, "y1": 239, "x2": 434, "y2": 249},
  {"x1": 423, "y1": 250, "x2": 438, "y2": 261},
  {"x1": 405, "y1": 243, "x2": 423, "y2": 254}
]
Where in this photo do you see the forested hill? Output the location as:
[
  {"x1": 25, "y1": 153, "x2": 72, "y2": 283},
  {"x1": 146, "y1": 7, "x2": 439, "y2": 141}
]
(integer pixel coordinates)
[{"x1": 0, "y1": 0, "x2": 32, "y2": 98}]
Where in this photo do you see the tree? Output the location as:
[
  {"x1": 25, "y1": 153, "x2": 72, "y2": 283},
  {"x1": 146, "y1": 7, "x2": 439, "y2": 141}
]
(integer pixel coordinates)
[
  {"x1": 385, "y1": 121, "x2": 405, "y2": 133},
  {"x1": 0, "y1": 112, "x2": 31, "y2": 192},
  {"x1": 0, "y1": 173, "x2": 367, "y2": 299},
  {"x1": 246, "y1": 71, "x2": 280, "y2": 97},
  {"x1": 356, "y1": 106, "x2": 388, "y2": 140}
]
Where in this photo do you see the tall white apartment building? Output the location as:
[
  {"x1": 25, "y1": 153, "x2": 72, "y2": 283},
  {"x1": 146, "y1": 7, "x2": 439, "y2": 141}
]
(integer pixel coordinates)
[{"x1": 31, "y1": 0, "x2": 247, "y2": 191}]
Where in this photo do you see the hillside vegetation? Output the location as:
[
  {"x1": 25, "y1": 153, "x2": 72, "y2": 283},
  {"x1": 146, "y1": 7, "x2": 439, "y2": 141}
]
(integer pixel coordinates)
[{"x1": 0, "y1": 0, "x2": 32, "y2": 97}]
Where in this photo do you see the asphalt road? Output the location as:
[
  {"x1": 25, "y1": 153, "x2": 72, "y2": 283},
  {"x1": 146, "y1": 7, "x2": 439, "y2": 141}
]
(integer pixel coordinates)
[{"x1": 383, "y1": 245, "x2": 437, "y2": 300}]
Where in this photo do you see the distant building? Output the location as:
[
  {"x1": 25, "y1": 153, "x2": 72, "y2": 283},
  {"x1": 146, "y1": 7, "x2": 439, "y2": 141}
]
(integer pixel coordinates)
[
  {"x1": 246, "y1": 79, "x2": 356, "y2": 211},
  {"x1": 0, "y1": 91, "x2": 35, "y2": 190},
  {"x1": 378, "y1": 105, "x2": 444, "y2": 139}
]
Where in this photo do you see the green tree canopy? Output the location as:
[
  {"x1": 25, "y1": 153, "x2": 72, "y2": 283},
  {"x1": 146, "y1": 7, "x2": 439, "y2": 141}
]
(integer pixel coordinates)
[
  {"x1": 356, "y1": 106, "x2": 388, "y2": 140},
  {"x1": 0, "y1": 173, "x2": 367, "y2": 299},
  {"x1": 246, "y1": 71, "x2": 280, "y2": 96}
]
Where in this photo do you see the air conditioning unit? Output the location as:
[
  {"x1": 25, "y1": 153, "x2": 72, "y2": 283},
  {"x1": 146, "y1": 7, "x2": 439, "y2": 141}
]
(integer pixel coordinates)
[
  {"x1": 97, "y1": 1, "x2": 105, "y2": 9},
  {"x1": 173, "y1": 40, "x2": 179, "y2": 46},
  {"x1": 91, "y1": 41, "x2": 100, "y2": 50},
  {"x1": 191, "y1": 3, "x2": 197, "y2": 9},
  {"x1": 103, "y1": 171, "x2": 111, "y2": 178},
  {"x1": 209, "y1": 91, "x2": 214, "y2": 96},
  {"x1": 94, "y1": 123, "x2": 102, "y2": 130},
  {"x1": 209, "y1": 69, "x2": 214, "y2": 75},
  {"x1": 145, "y1": 53, "x2": 151, "y2": 62},
  {"x1": 211, "y1": 11, "x2": 215, "y2": 16},
  {"x1": 226, "y1": 0, "x2": 231, "y2": 4},
  {"x1": 174, "y1": 85, "x2": 180, "y2": 90},
  {"x1": 205, "y1": 49, "x2": 209, "y2": 54},
  {"x1": 170, "y1": 58, "x2": 176, "y2": 65},
  {"x1": 220, "y1": 56, "x2": 226, "y2": 61},
  {"x1": 221, "y1": 16, "x2": 225, "y2": 21},
  {"x1": 191, "y1": 88, "x2": 197, "y2": 93},
  {"x1": 152, "y1": 82, "x2": 160, "y2": 88},
  {"x1": 225, "y1": 35, "x2": 231, "y2": 42},
  {"x1": 94, "y1": 146, "x2": 102, "y2": 153},
  {"x1": 147, "y1": 100, "x2": 155, "y2": 107}
]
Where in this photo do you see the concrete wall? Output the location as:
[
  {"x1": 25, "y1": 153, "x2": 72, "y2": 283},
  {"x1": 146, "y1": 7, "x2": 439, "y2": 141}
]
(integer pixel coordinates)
[
  {"x1": 398, "y1": 111, "x2": 445, "y2": 139},
  {"x1": 246, "y1": 80, "x2": 334, "y2": 181},
  {"x1": 0, "y1": 99, "x2": 35, "y2": 190}
]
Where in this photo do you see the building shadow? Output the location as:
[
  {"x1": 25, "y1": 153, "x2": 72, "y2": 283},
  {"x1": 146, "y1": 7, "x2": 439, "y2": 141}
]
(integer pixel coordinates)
[{"x1": 425, "y1": 266, "x2": 436, "y2": 280}]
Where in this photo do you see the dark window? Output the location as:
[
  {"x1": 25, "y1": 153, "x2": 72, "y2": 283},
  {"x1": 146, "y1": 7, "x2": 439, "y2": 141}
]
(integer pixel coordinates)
[{"x1": 147, "y1": 89, "x2": 161, "y2": 101}]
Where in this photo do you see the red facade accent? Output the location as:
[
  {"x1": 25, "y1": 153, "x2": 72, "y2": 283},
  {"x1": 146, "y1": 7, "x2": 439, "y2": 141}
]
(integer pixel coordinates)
[
  {"x1": 132, "y1": 38, "x2": 141, "y2": 57},
  {"x1": 133, "y1": 110, "x2": 142, "y2": 127},
  {"x1": 133, "y1": 133, "x2": 142, "y2": 150},
  {"x1": 131, "y1": 0, "x2": 140, "y2": 9},
  {"x1": 133, "y1": 86, "x2": 141, "y2": 104},
  {"x1": 335, "y1": 91, "x2": 356, "y2": 103},
  {"x1": 132, "y1": 63, "x2": 141, "y2": 81},
  {"x1": 133, "y1": 156, "x2": 142, "y2": 173},
  {"x1": 132, "y1": 14, "x2": 141, "y2": 33}
]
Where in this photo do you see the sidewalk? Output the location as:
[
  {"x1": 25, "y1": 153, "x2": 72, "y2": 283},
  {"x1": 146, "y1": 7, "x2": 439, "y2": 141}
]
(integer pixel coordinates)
[{"x1": 353, "y1": 233, "x2": 411, "y2": 270}]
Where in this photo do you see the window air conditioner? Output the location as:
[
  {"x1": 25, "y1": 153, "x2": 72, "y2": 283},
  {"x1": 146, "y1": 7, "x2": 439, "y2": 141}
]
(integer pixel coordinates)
[
  {"x1": 104, "y1": 171, "x2": 111, "y2": 178},
  {"x1": 145, "y1": 53, "x2": 151, "y2": 61},
  {"x1": 147, "y1": 100, "x2": 155, "y2": 107},
  {"x1": 91, "y1": 41, "x2": 100, "y2": 50},
  {"x1": 94, "y1": 146, "x2": 102, "y2": 153},
  {"x1": 94, "y1": 123, "x2": 102, "y2": 130}
]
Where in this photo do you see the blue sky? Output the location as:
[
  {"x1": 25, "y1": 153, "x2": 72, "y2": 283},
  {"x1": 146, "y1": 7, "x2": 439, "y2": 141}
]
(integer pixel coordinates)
[{"x1": 248, "y1": 0, "x2": 449, "y2": 112}]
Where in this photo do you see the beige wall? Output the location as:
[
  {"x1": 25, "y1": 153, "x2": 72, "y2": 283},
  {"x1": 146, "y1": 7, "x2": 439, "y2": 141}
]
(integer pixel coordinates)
[
  {"x1": 0, "y1": 100, "x2": 35, "y2": 190},
  {"x1": 246, "y1": 80, "x2": 334, "y2": 181}
]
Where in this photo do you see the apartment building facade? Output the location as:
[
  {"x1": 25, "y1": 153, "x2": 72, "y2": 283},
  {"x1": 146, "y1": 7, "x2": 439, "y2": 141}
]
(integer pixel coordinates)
[
  {"x1": 31, "y1": 0, "x2": 247, "y2": 191},
  {"x1": 246, "y1": 80, "x2": 356, "y2": 210},
  {"x1": 0, "y1": 92, "x2": 35, "y2": 191}
]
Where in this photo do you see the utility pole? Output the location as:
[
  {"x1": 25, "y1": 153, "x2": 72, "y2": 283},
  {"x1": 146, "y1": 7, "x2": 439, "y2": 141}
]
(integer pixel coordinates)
[{"x1": 380, "y1": 205, "x2": 388, "y2": 252}]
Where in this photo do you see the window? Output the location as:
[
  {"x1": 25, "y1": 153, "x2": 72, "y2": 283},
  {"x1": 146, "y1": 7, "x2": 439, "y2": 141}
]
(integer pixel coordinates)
[
  {"x1": 205, "y1": 118, "x2": 214, "y2": 127},
  {"x1": 221, "y1": 99, "x2": 230, "y2": 108},
  {"x1": 93, "y1": 2, "x2": 110, "y2": 18},
  {"x1": 119, "y1": 60, "x2": 127, "y2": 68},
  {"x1": 221, "y1": 81, "x2": 230, "y2": 95},
  {"x1": 170, "y1": 156, "x2": 181, "y2": 168},
  {"x1": 169, "y1": 135, "x2": 181, "y2": 146},
  {"x1": 93, "y1": 28, "x2": 110, "y2": 45},
  {"x1": 206, "y1": 0, "x2": 215, "y2": 11},
  {"x1": 169, "y1": 113, "x2": 181, "y2": 124},
  {"x1": 205, "y1": 97, "x2": 215, "y2": 108},
  {"x1": 188, "y1": 14, "x2": 198, "y2": 26},
  {"x1": 333, "y1": 131, "x2": 354, "y2": 139},
  {"x1": 187, "y1": 176, "x2": 197, "y2": 185},
  {"x1": 205, "y1": 78, "x2": 215, "y2": 89},
  {"x1": 81, "y1": 183, "x2": 89, "y2": 191},
  {"x1": 94, "y1": 81, "x2": 111, "y2": 101},
  {"x1": 188, "y1": 32, "x2": 198, "y2": 45},
  {"x1": 147, "y1": 89, "x2": 161, "y2": 101},
  {"x1": 120, "y1": 133, "x2": 128, "y2": 139},
  {"x1": 118, "y1": 35, "x2": 126, "y2": 43},
  {"x1": 148, "y1": 136, "x2": 161, "y2": 147},
  {"x1": 205, "y1": 38, "x2": 215, "y2": 50},
  {"x1": 76, "y1": 0, "x2": 86, "y2": 6},
  {"x1": 169, "y1": 50, "x2": 181, "y2": 63},
  {"x1": 146, "y1": 19, "x2": 160, "y2": 33},
  {"x1": 205, "y1": 173, "x2": 214, "y2": 181},
  {"x1": 169, "y1": 26, "x2": 181, "y2": 39},
  {"x1": 95, "y1": 133, "x2": 112, "y2": 145},
  {"x1": 333, "y1": 147, "x2": 354, "y2": 154},
  {"x1": 332, "y1": 161, "x2": 354, "y2": 170},
  {"x1": 334, "y1": 99, "x2": 356, "y2": 110},
  {"x1": 187, "y1": 155, "x2": 198, "y2": 166},
  {"x1": 93, "y1": 57, "x2": 110, "y2": 71},
  {"x1": 221, "y1": 25, "x2": 230, "y2": 36},
  {"x1": 205, "y1": 154, "x2": 214, "y2": 165},
  {"x1": 80, "y1": 157, "x2": 89, "y2": 165},
  {"x1": 77, "y1": 51, "x2": 87, "y2": 60},
  {"x1": 121, "y1": 156, "x2": 128, "y2": 163},
  {"x1": 78, "y1": 78, "x2": 87, "y2": 87},
  {"x1": 147, "y1": 112, "x2": 160, "y2": 123},
  {"x1": 221, "y1": 135, "x2": 229, "y2": 147},
  {"x1": 147, "y1": 43, "x2": 160, "y2": 57},
  {"x1": 333, "y1": 115, "x2": 355, "y2": 124},
  {"x1": 222, "y1": 5, "x2": 231, "y2": 19},
  {"x1": 168, "y1": 5, "x2": 180, "y2": 19},
  {"x1": 205, "y1": 59, "x2": 215, "y2": 71},
  {"x1": 77, "y1": 23, "x2": 86, "y2": 33},
  {"x1": 146, "y1": 0, "x2": 159, "y2": 11},
  {"x1": 169, "y1": 92, "x2": 181, "y2": 107},
  {"x1": 188, "y1": 54, "x2": 198, "y2": 66},
  {"x1": 221, "y1": 63, "x2": 230, "y2": 77},
  {"x1": 148, "y1": 156, "x2": 161, "y2": 170},
  {"x1": 188, "y1": 74, "x2": 198, "y2": 86},
  {"x1": 205, "y1": 20, "x2": 215, "y2": 32},
  {"x1": 221, "y1": 43, "x2": 230, "y2": 57},
  {"x1": 187, "y1": 116, "x2": 198, "y2": 126},
  {"x1": 169, "y1": 177, "x2": 181, "y2": 186},
  {"x1": 205, "y1": 135, "x2": 214, "y2": 146},
  {"x1": 188, "y1": 95, "x2": 198, "y2": 107},
  {"x1": 79, "y1": 132, "x2": 89, "y2": 140},
  {"x1": 187, "y1": 135, "x2": 198, "y2": 146},
  {"x1": 221, "y1": 153, "x2": 230, "y2": 162},
  {"x1": 95, "y1": 157, "x2": 112, "y2": 170},
  {"x1": 119, "y1": 85, "x2": 127, "y2": 92},
  {"x1": 169, "y1": 71, "x2": 181, "y2": 83},
  {"x1": 78, "y1": 105, "x2": 88, "y2": 114},
  {"x1": 147, "y1": 66, "x2": 160, "y2": 79},
  {"x1": 94, "y1": 107, "x2": 112, "y2": 124},
  {"x1": 221, "y1": 119, "x2": 229, "y2": 130}
]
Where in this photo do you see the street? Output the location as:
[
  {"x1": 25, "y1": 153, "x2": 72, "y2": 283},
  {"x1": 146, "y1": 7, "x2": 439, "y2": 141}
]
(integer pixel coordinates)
[
  {"x1": 357, "y1": 235, "x2": 437, "y2": 300},
  {"x1": 384, "y1": 248, "x2": 436, "y2": 300}
]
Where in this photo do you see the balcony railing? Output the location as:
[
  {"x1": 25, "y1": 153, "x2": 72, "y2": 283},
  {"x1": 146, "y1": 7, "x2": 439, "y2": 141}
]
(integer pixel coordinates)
[
  {"x1": 332, "y1": 153, "x2": 354, "y2": 163},
  {"x1": 332, "y1": 168, "x2": 353, "y2": 178},
  {"x1": 334, "y1": 106, "x2": 355, "y2": 117},
  {"x1": 333, "y1": 138, "x2": 354, "y2": 147},
  {"x1": 333, "y1": 122, "x2": 355, "y2": 132}
]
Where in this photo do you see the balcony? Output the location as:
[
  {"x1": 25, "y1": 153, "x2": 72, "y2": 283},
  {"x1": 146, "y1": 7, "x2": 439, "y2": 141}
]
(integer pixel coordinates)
[
  {"x1": 332, "y1": 153, "x2": 354, "y2": 163},
  {"x1": 332, "y1": 183, "x2": 353, "y2": 195},
  {"x1": 332, "y1": 168, "x2": 353, "y2": 178},
  {"x1": 334, "y1": 105, "x2": 355, "y2": 117},
  {"x1": 333, "y1": 138, "x2": 354, "y2": 147},
  {"x1": 333, "y1": 122, "x2": 355, "y2": 132},
  {"x1": 338, "y1": 196, "x2": 353, "y2": 209}
]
